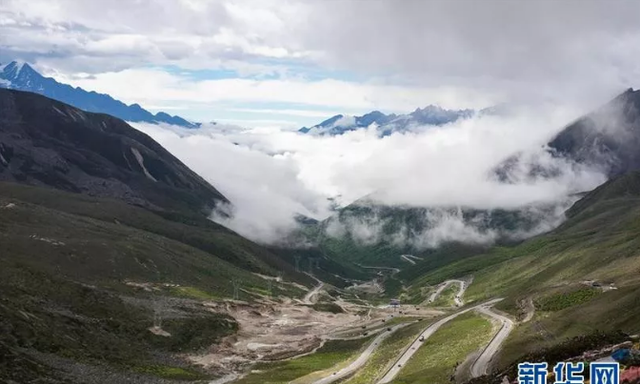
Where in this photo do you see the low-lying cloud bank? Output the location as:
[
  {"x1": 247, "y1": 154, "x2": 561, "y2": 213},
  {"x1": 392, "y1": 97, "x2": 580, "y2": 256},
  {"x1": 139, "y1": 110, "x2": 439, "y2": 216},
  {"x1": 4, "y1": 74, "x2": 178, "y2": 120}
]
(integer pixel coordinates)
[
  {"x1": 132, "y1": 104, "x2": 607, "y2": 246},
  {"x1": 324, "y1": 198, "x2": 575, "y2": 250}
]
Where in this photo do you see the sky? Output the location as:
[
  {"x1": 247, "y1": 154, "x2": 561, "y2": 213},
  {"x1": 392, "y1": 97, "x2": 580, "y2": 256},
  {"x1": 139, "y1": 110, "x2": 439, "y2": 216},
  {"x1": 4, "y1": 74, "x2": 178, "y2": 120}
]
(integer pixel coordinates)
[
  {"x1": 3, "y1": 0, "x2": 640, "y2": 128},
  {"x1": 0, "y1": 0, "x2": 636, "y2": 245}
]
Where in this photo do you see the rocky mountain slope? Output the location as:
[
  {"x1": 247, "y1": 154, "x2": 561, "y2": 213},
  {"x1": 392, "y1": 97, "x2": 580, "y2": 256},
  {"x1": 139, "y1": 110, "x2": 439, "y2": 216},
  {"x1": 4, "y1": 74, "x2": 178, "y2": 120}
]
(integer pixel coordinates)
[
  {"x1": 0, "y1": 61, "x2": 197, "y2": 128},
  {"x1": 0, "y1": 88, "x2": 224, "y2": 213},
  {"x1": 548, "y1": 88, "x2": 640, "y2": 177},
  {"x1": 498, "y1": 88, "x2": 640, "y2": 182}
]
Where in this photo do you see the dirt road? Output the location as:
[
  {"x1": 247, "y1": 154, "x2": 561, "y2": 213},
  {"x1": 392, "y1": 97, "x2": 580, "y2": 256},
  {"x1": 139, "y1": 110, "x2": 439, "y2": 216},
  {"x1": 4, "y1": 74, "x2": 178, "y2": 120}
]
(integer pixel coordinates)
[
  {"x1": 401, "y1": 255, "x2": 417, "y2": 265},
  {"x1": 520, "y1": 297, "x2": 535, "y2": 323},
  {"x1": 400, "y1": 255, "x2": 422, "y2": 265},
  {"x1": 303, "y1": 282, "x2": 324, "y2": 304},
  {"x1": 428, "y1": 279, "x2": 466, "y2": 306},
  {"x1": 469, "y1": 306, "x2": 514, "y2": 378},
  {"x1": 376, "y1": 298, "x2": 504, "y2": 384}
]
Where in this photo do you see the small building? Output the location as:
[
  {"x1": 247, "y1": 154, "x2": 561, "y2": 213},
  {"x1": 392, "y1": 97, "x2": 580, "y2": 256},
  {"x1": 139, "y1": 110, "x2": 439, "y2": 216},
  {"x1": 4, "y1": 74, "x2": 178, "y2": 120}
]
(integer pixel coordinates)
[{"x1": 390, "y1": 298, "x2": 400, "y2": 308}]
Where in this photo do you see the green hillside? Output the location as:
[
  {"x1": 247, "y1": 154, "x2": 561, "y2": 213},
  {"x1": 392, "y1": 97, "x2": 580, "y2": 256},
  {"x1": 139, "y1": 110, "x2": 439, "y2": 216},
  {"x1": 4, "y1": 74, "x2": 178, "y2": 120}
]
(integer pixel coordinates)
[
  {"x1": 312, "y1": 199, "x2": 561, "y2": 272},
  {"x1": 407, "y1": 171, "x2": 640, "y2": 368},
  {"x1": 0, "y1": 90, "x2": 319, "y2": 383},
  {"x1": 0, "y1": 182, "x2": 308, "y2": 383}
]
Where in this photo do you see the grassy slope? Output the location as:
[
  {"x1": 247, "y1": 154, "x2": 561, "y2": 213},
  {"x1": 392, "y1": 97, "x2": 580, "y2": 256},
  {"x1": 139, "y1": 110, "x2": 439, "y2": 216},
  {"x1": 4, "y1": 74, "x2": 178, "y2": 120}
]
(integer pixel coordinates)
[
  {"x1": 0, "y1": 263, "x2": 237, "y2": 382},
  {"x1": 268, "y1": 246, "x2": 370, "y2": 288},
  {"x1": 235, "y1": 337, "x2": 375, "y2": 384},
  {"x1": 430, "y1": 284, "x2": 459, "y2": 307},
  {"x1": 407, "y1": 172, "x2": 640, "y2": 369},
  {"x1": 322, "y1": 236, "x2": 407, "y2": 268},
  {"x1": 396, "y1": 243, "x2": 492, "y2": 282},
  {"x1": 0, "y1": 183, "x2": 307, "y2": 299},
  {"x1": 0, "y1": 182, "x2": 307, "y2": 382},
  {"x1": 0, "y1": 182, "x2": 311, "y2": 285},
  {"x1": 320, "y1": 230, "x2": 490, "y2": 277},
  {"x1": 392, "y1": 313, "x2": 494, "y2": 384}
]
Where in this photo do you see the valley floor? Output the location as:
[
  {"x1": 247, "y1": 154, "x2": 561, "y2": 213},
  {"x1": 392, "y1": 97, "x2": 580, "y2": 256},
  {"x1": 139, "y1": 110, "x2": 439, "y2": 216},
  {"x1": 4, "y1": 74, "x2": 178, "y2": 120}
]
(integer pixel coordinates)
[
  {"x1": 210, "y1": 274, "x2": 516, "y2": 384},
  {"x1": 5, "y1": 177, "x2": 640, "y2": 384}
]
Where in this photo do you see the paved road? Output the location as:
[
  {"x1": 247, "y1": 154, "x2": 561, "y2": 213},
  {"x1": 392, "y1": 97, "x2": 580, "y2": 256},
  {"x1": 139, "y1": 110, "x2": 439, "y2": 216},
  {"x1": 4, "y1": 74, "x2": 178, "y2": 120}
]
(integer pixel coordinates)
[
  {"x1": 312, "y1": 323, "x2": 411, "y2": 384},
  {"x1": 327, "y1": 326, "x2": 386, "y2": 341},
  {"x1": 469, "y1": 306, "x2": 514, "y2": 378},
  {"x1": 377, "y1": 299, "x2": 504, "y2": 384},
  {"x1": 428, "y1": 279, "x2": 466, "y2": 306}
]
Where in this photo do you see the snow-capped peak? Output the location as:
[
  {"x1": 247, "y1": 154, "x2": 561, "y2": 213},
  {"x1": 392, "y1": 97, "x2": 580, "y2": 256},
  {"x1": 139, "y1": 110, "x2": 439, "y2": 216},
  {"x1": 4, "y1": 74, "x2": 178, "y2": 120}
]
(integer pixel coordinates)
[
  {"x1": 1, "y1": 60, "x2": 34, "y2": 80},
  {"x1": 300, "y1": 105, "x2": 477, "y2": 136},
  {"x1": 0, "y1": 60, "x2": 199, "y2": 128},
  {"x1": 12, "y1": 60, "x2": 27, "y2": 72}
]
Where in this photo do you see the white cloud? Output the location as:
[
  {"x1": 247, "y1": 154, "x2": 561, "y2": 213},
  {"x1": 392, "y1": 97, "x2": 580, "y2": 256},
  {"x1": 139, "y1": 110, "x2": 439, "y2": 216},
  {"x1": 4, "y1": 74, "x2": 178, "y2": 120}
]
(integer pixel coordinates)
[
  {"x1": 331, "y1": 115, "x2": 356, "y2": 128},
  {"x1": 4, "y1": 0, "x2": 640, "y2": 109},
  {"x1": 130, "y1": 102, "x2": 607, "y2": 245},
  {"x1": 403, "y1": 210, "x2": 500, "y2": 249},
  {"x1": 131, "y1": 122, "x2": 332, "y2": 243},
  {"x1": 293, "y1": 1, "x2": 640, "y2": 106},
  {"x1": 325, "y1": 199, "x2": 576, "y2": 250}
]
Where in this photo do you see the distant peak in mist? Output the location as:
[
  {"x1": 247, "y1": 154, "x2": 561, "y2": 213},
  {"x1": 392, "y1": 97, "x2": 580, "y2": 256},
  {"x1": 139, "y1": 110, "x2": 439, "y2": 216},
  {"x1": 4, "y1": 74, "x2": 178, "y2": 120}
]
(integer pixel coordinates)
[{"x1": 299, "y1": 105, "x2": 475, "y2": 136}]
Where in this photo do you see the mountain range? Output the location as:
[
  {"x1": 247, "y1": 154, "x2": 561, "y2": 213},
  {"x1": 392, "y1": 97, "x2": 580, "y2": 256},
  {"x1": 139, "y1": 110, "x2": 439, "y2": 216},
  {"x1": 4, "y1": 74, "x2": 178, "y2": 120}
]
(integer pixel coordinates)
[
  {"x1": 3, "y1": 72, "x2": 640, "y2": 382},
  {"x1": 0, "y1": 61, "x2": 198, "y2": 128},
  {"x1": 303, "y1": 87, "x2": 640, "y2": 273},
  {"x1": 299, "y1": 105, "x2": 475, "y2": 136}
]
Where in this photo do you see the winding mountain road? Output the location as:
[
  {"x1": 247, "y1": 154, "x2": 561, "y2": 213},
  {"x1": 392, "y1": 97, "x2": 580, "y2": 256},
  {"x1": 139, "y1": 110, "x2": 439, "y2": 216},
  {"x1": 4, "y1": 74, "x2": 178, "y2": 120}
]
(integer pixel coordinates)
[
  {"x1": 469, "y1": 305, "x2": 514, "y2": 378},
  {"x1": 400, "y1": 254, "x2": 422, "y2": 265},
  {"x1": 303, "y1": 274, "x2": 324, "y2": 304},
  {"x1": 308, "y1": 277, "x2": 510, "y2": 384},
  {"x1": 303, "y1": 282, "x2": 324, "y2": 304},
  {"x1": 428, "y1": 279, "x2": 467, "y2": 306},
  {"x1": 376, "y1": 298, "x2": 504, "y2": 384},
  {"x1": 311, "y1": 323, "x2": 411, "y2": 384},
  {"x1": 401, "y1": 255, "x2": 417, "y2": 265}
]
